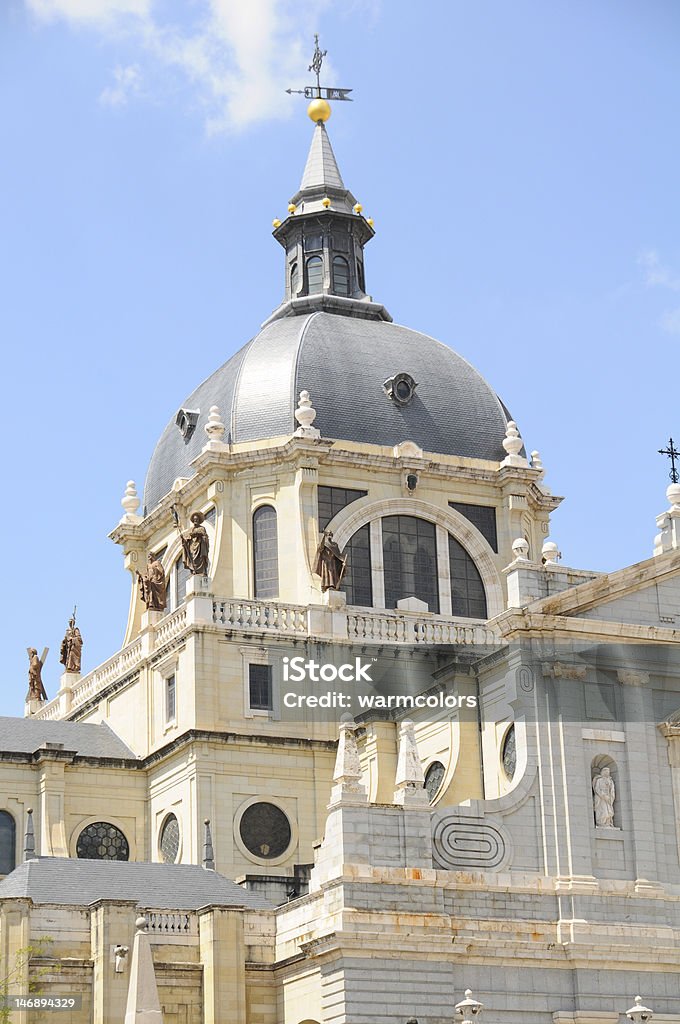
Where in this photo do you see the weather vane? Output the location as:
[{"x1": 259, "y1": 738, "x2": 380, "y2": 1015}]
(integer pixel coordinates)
[
  {"x1": 659, "y1": 437, "x2": 680, "y2": 484},
  {"x1": 286, "y1": 34, "x2": 353, "y2": 103}
]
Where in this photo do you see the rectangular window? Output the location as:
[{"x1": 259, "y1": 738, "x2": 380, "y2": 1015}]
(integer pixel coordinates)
[
  {"x1": 249, "y1": 664, "x2": 273, "y2": 711},
  {"x1": 165, "y1": 674, "x2": 176, "y2": 723},
  {"x1": 174, "y1": 557, "x2": 192, "y2": 609},
  {"x1": 449, "y1": 502, "x2": 498, "y2": 552},
  {"x1": 318, "y1": 485, "x2": 367, "y2": 531},
  {"x1": 341, "y1": 523, "x2": 373, "y2": 607},
  {"x1": 382, "y1": 515, "x2": 440, "y2": 613}
]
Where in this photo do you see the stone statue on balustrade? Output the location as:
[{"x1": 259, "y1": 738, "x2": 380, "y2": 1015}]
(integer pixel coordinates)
[
  {"x1": 26, "y1": 647, "x2": 48, "y2": 703},
  {"x1": 592, "y1": 767, "x2": 616, "y2": 828},
  {"x1": 60, "y1": 612, "x2": 83, "y2": 674},
  {"x1": 173, "y1": 506, "x2": 210, "y2": 576},
  {"x1": 137, "y1": 554, "x2": 167, "y2": 611},
  {"x1": 313, "y1": 530, "x2": 347, "y2": 591}
]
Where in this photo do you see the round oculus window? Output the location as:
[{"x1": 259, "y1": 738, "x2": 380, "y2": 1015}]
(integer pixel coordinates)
[
  {"x1": 239, "y1": 802, "x2": 292, "y2": 860},
  {"x1": 391, "y1": 372, "x2": 417, "y2": 405},
  {"x1": 159, "y1": 814, "x2": 180, "y2": 864},
  {"x1": 76, "y1": 821, "x2": 129, "y2": 861},
  {"x1": 502, "y1": 725, "x2": 517, "y2": 781},
  {"x1": 424, "y1": 761, "x2": 446, "y2": 802}
]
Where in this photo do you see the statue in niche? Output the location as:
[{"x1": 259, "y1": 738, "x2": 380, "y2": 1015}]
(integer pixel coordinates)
[
  {"x1": 26, "y1": 648, "x2": 48, "y2": 702},
  {"x1": 137, "y1": 554, "x2": 167, "y2": 611},
  {"x1": 59, "y1": 612, "x2": 83, "y2": 674},
  {"x1": 114, "y1": 945, "x2": 129, "y2": 973},
  {"x1": 592, "y1": 766, "x2": 616, "y2": 828},
  {"x1": 173, "y1": 507, "x2": 210, "y2": 575},
  {"x1": 313, "y1": 530, "x2": 347, "y2": 591}
]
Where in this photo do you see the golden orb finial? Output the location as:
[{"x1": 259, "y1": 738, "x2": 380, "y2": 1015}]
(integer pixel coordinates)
[
  {"x1": 367, "y1": 217, "x2": 374, "y2": 227},
  {"x1": 321, "y1": 197, "x2": 331, "y2": 209},
  {"x1": 288, "y1": 203, "x2": 296, "y2": 214},
  {"x1": 307, "y1": 98, "x2": 331, "y2": 123},
  {"x1": 272, "y1": 218, "x2": 282, "y2": 228},
  {"x1": 353, "y1": 203, "x2": 363, "y2": 215}
]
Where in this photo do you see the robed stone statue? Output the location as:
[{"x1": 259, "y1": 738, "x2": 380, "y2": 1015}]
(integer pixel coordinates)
[
  {"x1": 137, "y1": 554, "x2": 167, "y2": 611},
  {"x1": 26, "y1": 648, "x2": 48, "y2": 702},
  {"x1": 313, "y1": 530, "x2": 347, "y2": 591},
  {"x1": 172, "y1": 507, "x2": 210, "y2": 576},
  {"x1": 592, "y1": 767, "x2": 616, "y2": 828},
  {"x1": 60, "y1": 615, "x2": 83, "y2": 674}
]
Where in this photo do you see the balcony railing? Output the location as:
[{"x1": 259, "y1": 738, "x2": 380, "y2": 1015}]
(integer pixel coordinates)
[{"x1": 33, "y1": 596, "x2": 498, "y2": 721}]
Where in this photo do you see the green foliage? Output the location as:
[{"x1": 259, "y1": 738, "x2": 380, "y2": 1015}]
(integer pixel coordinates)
[{"x1": 0, "y1": 938, "x2": 54, "y2": 1023}]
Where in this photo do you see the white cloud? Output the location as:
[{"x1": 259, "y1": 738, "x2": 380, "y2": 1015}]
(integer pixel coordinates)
[
  {"x1": 638, "y1": 249, "x2": 680, "y2": 292},
  {"x1": 660, "y1": 308, "x2": 680, "y2": 335},
  {"x1": 26, "y1": 0, "x2": 150, "y2": 27},
  {"x1": 23, "y1": 0, "x2": 339, "y2": 132},
  {"x1": 99, "y1": 64, "x2": 140, "y2": 107}
]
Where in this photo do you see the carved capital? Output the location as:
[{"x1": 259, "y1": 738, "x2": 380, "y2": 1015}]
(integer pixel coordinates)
[{"x1": 617, "y1": 669, "x2": 649, "y2": 687}]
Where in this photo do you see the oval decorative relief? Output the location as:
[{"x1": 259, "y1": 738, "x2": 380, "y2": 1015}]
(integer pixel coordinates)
[{"x1": 432, "y1": 816, "x2": 508, "y2": 870}]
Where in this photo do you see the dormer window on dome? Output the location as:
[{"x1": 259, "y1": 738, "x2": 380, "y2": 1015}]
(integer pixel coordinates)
[
  {"x1": 176, "y1": 408, "x2": 199, "y2": 441},
  {"x1": 384, "y1": 373, "x2": 418, "y2": 406}
]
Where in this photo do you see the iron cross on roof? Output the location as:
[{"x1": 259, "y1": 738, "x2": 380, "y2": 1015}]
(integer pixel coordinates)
[
  {"x1": 286, "y1": 35, "x2": 353, "y2": 102},
  {"x1": 659, "y1": 437, "x2": 680, "y2": 484}
]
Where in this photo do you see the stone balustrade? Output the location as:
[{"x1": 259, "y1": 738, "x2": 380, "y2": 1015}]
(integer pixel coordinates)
[{"x1": 32, "y1": 595, "x2": 498, "y2": 721}]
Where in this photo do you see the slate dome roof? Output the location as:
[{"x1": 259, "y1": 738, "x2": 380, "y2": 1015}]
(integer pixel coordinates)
[{"x1": 143, "y1": 311, "x2": 512, "y2": 513}]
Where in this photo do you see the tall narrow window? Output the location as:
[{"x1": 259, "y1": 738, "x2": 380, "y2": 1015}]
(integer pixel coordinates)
[
  {"x1": 0, "y1": 811, "x2": 15, "y2": 875},
  {"x1": 290, "y1": 262, "x2": 299, "y2": 296},
  {"x1": 332, "y1": 256, "x2": 350, "y2": 296},
  {"x1": 382, "y1": 516, "x2": 439, "y2": 612},
  {"x1": 253, "y1": 506, "x2": 279, "y2": 598},
  {"x1": 342, "y1": 524, "x2": 373, "y2": 607},
  {"x1": 165, "y1": 674, "x2": 176, "y2": 723},
  {"x1": 306, "y1": 256, "x2": 323, "y2": 295},
  {"x1": 357, "y1": 258, "x2": 366, "y2": 293},
  {"x1": 249, "y1": 664, "x2": 273, "y2": 711},
  {"x1": 173, "y1": 557, "x2": 191, "y2": 610},
  {"x1": 448, "y1": 535, "x2": 487, "y2": 618}
]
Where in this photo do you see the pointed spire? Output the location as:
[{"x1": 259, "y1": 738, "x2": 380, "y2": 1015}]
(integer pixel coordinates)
[
  {"x1": 394, "y1": 720, "x2": 429, "y2": 807},
  {"x1": 300, "y1": 123, "x2": 345, "y2": 193},
  {"x1": 24, "y1": 807, "x2": 35, "y2": 860},
  {"x1": 124, "y1": 916, "x2": 163, "y2": 1024},
  {"x1": 330, "y1": 714, "x2": 367, "y2": 805},
  {"x1": 203, "y1": 818, "x2": 215, "y2": 870}
]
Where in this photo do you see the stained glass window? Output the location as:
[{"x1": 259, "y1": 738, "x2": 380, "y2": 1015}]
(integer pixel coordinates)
[
  {"x1": 425, "y1": 761, "x2": 445, "y2": 802},
  {"x1": 448, "y1": 535, "x2": 487, "y2": 618},
  {"x1": 76, "y1": 822, "x2": 129, "y2": 861},
  {"x1": 502, "y1": 725, "x2": 516, "y2": 780},
  {"x1": 253, "y1": 506, "x2": 279, "y2": 599},
  {"x1": 382, "y1": 516, "x2": 439, "y2": 613},
  {"x1": 239, "y1": 802, "x2": 291, "y2": 860},
  {"x1": 159, "y1": 814, "x2": 180, "y2": 864}
]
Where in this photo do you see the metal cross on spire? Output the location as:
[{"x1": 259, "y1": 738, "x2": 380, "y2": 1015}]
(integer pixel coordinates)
[
  {"x1": 286, "y1": 35, "x2": 353, "y2": 103},
  {"x1": 658, "y1": 437, "x2": 680, "y2": 484}
]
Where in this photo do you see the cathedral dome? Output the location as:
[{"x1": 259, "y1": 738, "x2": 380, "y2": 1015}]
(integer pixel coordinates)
[{"x1": 143, "y1": 311, "x2": 511, "y2": 513}]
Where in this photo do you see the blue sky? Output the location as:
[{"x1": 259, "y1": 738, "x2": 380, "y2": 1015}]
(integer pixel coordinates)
[{"x1": 1, "y1": 0, "x2": 679, "y2": 715}]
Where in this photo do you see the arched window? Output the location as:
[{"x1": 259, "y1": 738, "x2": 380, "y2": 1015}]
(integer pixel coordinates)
[
  {"x1": 306, "y1": 256, "x2": 323, "y2": 295},
  {"x1": 290, "y1": 262, "x2": 299, "y2": 296},
  {"x1": 253, "y1": 506, "x2": 279, "y2": 599},
  {"x1": 448, "y1": 535, "x2": 487, "y2": 618},
  {"x1": 382, "y1": 516, "x2": 439, "y2": 612},
  {"x1": 332, "y1": 256, "x2": 350, "y2": 296},
  {"x1": 159, "y1": 813, "x2": 180, "y2": 864},
  {"x1": 76, "y1": 821, "x2": 129, "y2": 861},
  {"x1": 501, "y1": 724, "x2": 516, "y2": 780},
  {"x1": 0, "y1": 811, "x2": 16, "y2": 875}
]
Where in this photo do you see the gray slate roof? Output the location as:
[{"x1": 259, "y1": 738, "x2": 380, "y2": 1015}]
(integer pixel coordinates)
[
  {"x1": 144, "y1": 312, "x2": 511, "y2": 512},
  {"x1": 0, "y1": 717, "x2": 136, "y2": 760},
  {"x1": 299, "y1": 122, "x2": 345, "y2": 192},
  {"x1": 0, "y1": 857, "x2": 271, "y2": 909}
]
